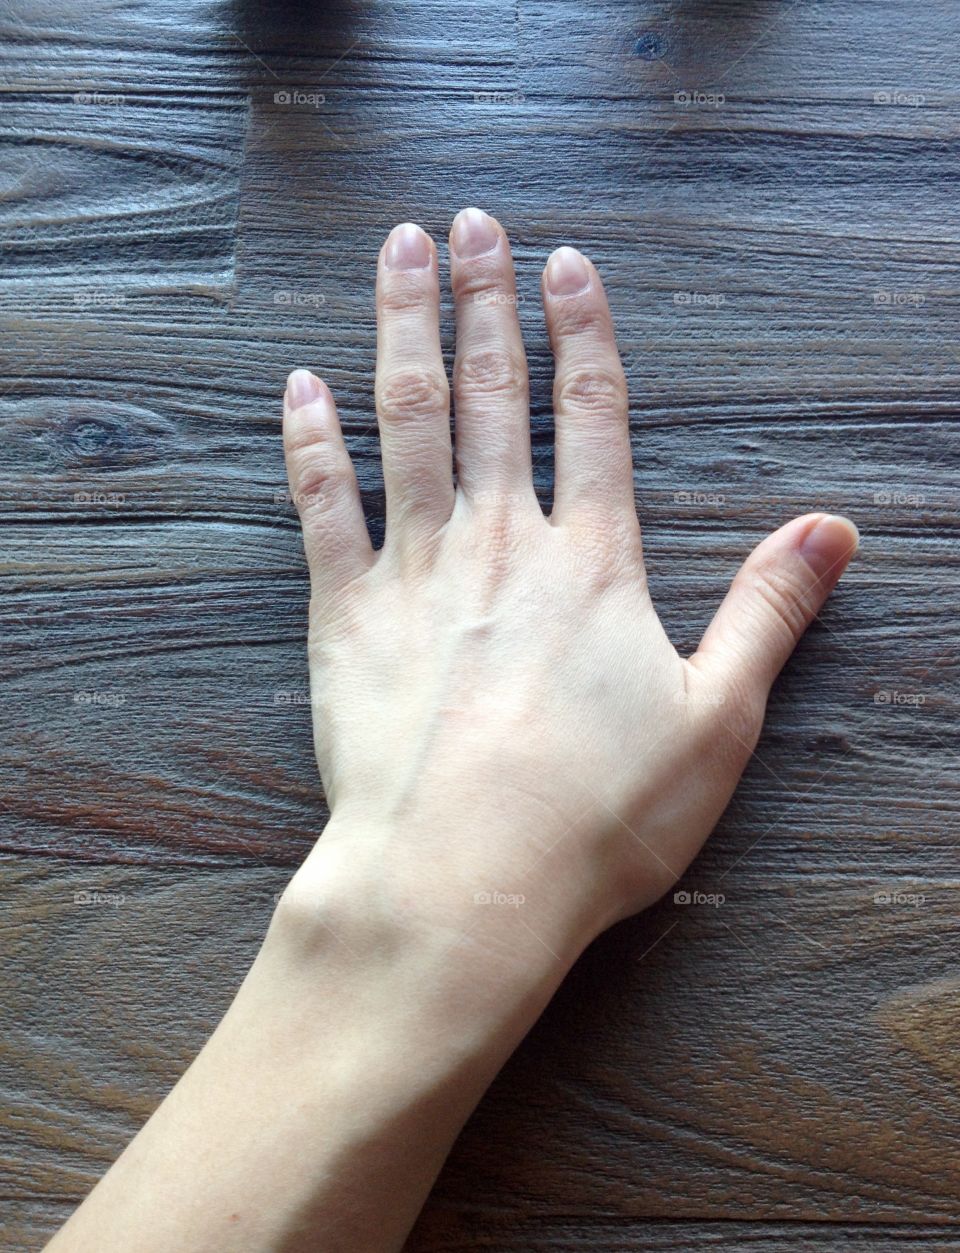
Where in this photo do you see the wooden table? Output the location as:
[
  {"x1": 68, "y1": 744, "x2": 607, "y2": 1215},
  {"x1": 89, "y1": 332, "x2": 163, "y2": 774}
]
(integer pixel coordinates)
[{"x1": 2, "y1": 2, "x2": 958, "y2": 1248}]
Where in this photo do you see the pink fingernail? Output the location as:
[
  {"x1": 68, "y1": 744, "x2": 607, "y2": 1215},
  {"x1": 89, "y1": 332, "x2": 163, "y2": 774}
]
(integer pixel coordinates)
[
  {"x1": 451, "y1": 207, "x2": 499, "y2": 260},
  {"x1": 286, "y1": 369, "x2": 322, "y2": 410},
  {"x1": 545, "y1": 247, "x2": 591, "y2": 297},
  {"x1": 385, "y1": 222, "x2": 432, "y2": 270},
  {"x1": 798, "y1": 513, "x2": 860, "y2": 576}
]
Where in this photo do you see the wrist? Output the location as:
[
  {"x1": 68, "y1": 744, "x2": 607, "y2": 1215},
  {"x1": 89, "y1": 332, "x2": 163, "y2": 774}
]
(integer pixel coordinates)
[
  {"x1": 202, "y1": 854, "x2": 567, "y2": 1252},
  {"x1": 263, "y1": 814, "x2": 598, "y2": 1071}
]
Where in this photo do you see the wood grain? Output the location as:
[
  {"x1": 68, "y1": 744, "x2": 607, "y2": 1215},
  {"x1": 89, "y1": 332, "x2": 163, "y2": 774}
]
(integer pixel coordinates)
[
  {"x1": 1, "y1": 0, "x2": 958, "y2": 1248},
  {"x1": 4, "y1": 862, "x2": 960, "y2": 1247}
]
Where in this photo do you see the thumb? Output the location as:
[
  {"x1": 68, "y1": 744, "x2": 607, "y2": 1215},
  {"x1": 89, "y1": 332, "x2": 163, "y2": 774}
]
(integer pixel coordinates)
[{"x1": 692, "y1": 512, "x2": 859, "y2": 694}]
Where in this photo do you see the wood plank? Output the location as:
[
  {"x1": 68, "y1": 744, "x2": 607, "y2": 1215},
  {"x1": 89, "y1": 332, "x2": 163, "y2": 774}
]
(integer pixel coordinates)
[
  {"x1": 4, "y1": 859, "x2": 960, "y2": 1237},
  {"x1": 2, "y1": 0, "x2": 959, "y2": 1242},
  {"x1": 517, "y1": 0, "x2": 960, "y2": 104},
  {"x1": 0, "y1": 0, "x2": 518, "y2": 95},
  {"x1": 411, "y1": 1220, "x2": 960, "y2": 1253},
  {"x1": 421, "y1": 880, "x2": 960, "y2": 1228},
  {"x1": 6, "y1": 1209, "x2": 958, "y2": 1253},
  {"x1": 0, "y1": 98, "x2": 246, "y2": 302}
]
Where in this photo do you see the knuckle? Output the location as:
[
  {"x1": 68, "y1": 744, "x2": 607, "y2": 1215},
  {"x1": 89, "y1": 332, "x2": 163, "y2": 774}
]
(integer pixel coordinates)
[
  {"x1": 289, "y1": 448, "x2": 348, "y2": 518},
  {"x1": 454, "y1": 347, "x2": 527, "y2": 399},
  {"x1": 748, "y1": 562, "x2": 812, "y2": 644},
  {"x1": 378, "y1": 275, "x2": 435, "y2": 315},
  {"x1": 285, "y1": 416, "x2": 333, "y2": 455},
  {"x1": 569, "y1": 514, "x2": 642, "y2": 589},
  {"x1": 455, "y1": 262, "x2": 512, "y2": 302},
  {"x1": 377, "y1": 366, "x2": 449, "y2": 425},
  {"x1": 471, "y1": 515, "x2": 525, "y2": 591},
  {"x1": 554, "y1": 300, "x2": 610, "y2": 339},
  {"x1": 556, "y1": 366, "x2": 627, "y2": 418}
]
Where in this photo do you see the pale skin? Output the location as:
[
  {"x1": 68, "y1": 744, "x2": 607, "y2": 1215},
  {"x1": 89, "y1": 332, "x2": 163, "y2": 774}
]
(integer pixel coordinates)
[{"x1": 47, "y1": 209, "x2": 858, "y2": 1252}]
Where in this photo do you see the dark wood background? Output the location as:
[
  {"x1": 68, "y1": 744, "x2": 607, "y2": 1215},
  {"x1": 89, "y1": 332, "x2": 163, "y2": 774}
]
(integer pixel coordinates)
[{"x1": 2, "y1": 1, "x2": 958, "y2": 1248}]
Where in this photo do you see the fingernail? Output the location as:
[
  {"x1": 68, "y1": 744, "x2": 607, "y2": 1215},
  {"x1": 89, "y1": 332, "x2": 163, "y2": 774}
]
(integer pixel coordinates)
[
  {"x1": 798, "y1": 513, "x2": 859, "y2": 575},
  {"x1": 286, "y1": 368, "x2": 322, "y2": 410},
  {"x1": 451, "y1": 207, "x2": 499, "y2": 260},
  {"x1": 385, "y1": 222, "x2": 432, "y2": 271},
  {"x1": 545, "y1": 246, "x2": 591, "y2": 298}
]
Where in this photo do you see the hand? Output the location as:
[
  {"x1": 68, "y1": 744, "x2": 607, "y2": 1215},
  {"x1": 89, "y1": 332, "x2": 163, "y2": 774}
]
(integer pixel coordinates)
[
  {"x1": 46, "y1": 210, "x2": 860, "y2": 1253},
  {"x1": 281, "y1": 208, "x2": 858, "y2": 960}
]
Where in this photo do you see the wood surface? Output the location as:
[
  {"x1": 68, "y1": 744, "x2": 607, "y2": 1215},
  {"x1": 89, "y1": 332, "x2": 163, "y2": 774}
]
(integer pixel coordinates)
[{"x1": 1, "y1": 0, "x2": 958, "y2": 1248}]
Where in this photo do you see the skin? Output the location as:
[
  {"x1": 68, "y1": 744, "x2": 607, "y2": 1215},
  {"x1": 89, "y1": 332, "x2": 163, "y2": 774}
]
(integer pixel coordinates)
[{"x1": 46, "y1": 209, "x2": 858, "y2": 1253}]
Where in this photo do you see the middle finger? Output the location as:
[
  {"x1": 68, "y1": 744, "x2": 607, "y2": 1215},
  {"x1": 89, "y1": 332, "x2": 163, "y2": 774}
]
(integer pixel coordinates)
[{"x1": 449, "y1": 208, "x2": 534, "y2": 503}]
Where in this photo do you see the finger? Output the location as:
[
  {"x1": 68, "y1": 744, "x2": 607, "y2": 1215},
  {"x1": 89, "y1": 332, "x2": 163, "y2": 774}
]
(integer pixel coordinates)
[
  {"x1": 691, "y1": 513, "x2": 859, "y2": 696},
  {"x1": 374, "y1": 222, "x2": 453, "y2": 542},
  {"x1": 448, "y1": 208, "x2": 534, "y2": 502},
  {"x1": 283, "y1": 369, "x2": 374, "y2": 593},
  {"x1": 541, "y1": 247, "x2": 633, "y2": 526}
]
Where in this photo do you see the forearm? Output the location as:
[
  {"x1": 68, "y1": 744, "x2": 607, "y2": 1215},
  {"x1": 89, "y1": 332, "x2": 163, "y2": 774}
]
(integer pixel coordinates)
[{"x1": 47, "y1": 819, "x2": 595, "y2": 1253}]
